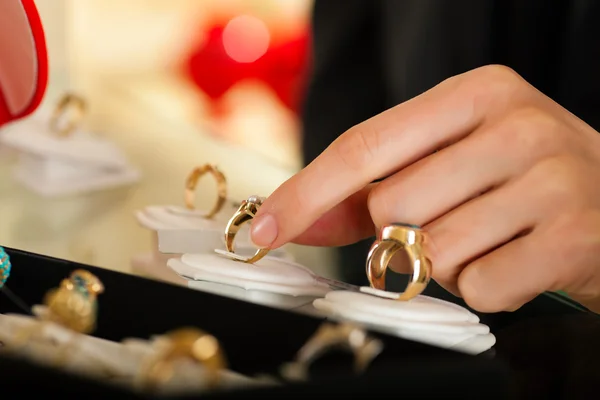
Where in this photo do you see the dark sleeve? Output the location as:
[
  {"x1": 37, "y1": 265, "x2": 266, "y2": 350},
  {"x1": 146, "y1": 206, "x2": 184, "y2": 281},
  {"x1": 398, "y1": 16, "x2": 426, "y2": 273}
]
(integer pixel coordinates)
[
  {"x1": 300, "y1": 0, "x2": 388, "y2": 166},
  {"x1": 555, "y1": 0, "x2": 600, "y2": 131}
]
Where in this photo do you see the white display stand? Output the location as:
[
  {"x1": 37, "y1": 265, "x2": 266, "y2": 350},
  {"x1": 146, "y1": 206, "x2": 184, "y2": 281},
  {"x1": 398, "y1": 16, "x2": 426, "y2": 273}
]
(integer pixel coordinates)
[
  {"x1": 165, "y1": 250, "x2": 497, "y2": 351},
  {"x1": 167, "y1": 251, "x2": 329, "y2": 315},
  {"x1": 313, "y1": 288, "x2": 496, "y2": 355},
  {"x1": 135, "y1": 205, "x2": 241, "y2": 254},
  {"x1": 154, "y1": 238, "x2": 496, "y2": 355},
  {"x1": 0, "y1": 112, "x2": 141, "y2": 197},
  {"x1": 132, "y1": 205, "x2": 293, "y2": 280},
  {"x1": 137, "y1": 204, "x2": 239, "y2": 230}
]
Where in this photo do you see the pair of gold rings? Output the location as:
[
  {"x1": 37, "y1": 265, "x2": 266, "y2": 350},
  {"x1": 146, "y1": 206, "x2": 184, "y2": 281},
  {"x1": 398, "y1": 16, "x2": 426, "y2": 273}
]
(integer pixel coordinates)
[
  {"x1": 366, "y1": 223, "x2": 432, "y2": 301},
  {"x1": 223, "y1": 196, "x2": 432, "y2": 300},
  {"x1": 49, "y1": 93, "x2": 87, "y2": 138},
  {"x1": 182, "y1": 165, "x2": 265, "y2": 262}
]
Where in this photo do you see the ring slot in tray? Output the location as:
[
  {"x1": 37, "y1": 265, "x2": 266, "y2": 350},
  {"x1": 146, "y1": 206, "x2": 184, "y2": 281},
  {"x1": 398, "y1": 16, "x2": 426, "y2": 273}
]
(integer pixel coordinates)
[{"x1": 0, "y1": 247, "x2": 595, "y2": 399}]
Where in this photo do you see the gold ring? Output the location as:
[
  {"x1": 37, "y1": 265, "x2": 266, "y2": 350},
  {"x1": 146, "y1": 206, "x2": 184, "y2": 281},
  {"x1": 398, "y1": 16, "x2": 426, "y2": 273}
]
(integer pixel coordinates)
[
  {"x1": 49, "y1": 93, "x2": 87, "y2": 137},
  {"x1": 139, "y1": 328, "x2": 226, "y2": 390},
  {"x1": 281, "y1": 322, "x2": 383, "y2": 381},
  {"x1": 366, "y1": 223, "x2": 431, "y2": 301},
  {"x1": 224, "y1": 195, "x2": 270, "y2": 263},
  {"x1": 184, "y1": 164, "x2": 228, "y2": 219}
]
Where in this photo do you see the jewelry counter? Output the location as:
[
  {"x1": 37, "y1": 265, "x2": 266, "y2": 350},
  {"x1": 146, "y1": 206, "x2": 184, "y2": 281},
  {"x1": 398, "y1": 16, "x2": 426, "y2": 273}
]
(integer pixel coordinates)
[
  {"x1": 1, "y1": 246, "x2": 598, "y2": 399},
  {"x1": 0, "y1": 247, "x2": 510, "y2": 398}
]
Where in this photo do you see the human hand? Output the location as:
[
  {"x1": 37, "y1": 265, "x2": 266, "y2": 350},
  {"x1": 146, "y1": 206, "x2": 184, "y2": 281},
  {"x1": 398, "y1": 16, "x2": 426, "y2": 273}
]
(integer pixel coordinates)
[{"x1": 250, "y1": 65, "x2": 600, "y2": 313}]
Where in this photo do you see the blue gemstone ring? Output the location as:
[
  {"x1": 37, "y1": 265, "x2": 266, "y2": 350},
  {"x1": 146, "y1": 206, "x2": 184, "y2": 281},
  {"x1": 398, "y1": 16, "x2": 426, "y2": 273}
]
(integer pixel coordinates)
[{"x1": 0, "y1": 247, "x2": 11, "y2": 289}]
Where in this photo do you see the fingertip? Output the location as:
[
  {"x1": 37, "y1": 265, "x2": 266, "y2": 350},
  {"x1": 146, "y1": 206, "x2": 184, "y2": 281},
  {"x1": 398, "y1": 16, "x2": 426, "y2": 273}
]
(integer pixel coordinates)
[
  {"x1": 250, "y1": 213, "x2": 278, "y2": 249},
  {"x1": 457, "y1": 265, "x2": 497, "y2": 312}
]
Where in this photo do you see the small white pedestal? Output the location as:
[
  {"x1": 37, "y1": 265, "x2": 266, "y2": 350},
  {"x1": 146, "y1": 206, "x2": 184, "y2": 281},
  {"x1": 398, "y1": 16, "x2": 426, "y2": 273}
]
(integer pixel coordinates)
[{"x1": 0, "y1": 114, "x2": 140, "y2": 197}]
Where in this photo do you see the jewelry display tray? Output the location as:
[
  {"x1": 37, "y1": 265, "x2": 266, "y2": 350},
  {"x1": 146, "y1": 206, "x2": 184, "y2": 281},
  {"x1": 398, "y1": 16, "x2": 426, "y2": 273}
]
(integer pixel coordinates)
[{"x1": 1, "y1": 248, "x2": 599, "y2": 399}]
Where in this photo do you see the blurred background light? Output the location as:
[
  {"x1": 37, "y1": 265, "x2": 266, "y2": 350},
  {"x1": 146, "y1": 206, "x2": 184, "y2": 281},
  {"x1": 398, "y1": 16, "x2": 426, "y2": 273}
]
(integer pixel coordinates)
[
  {"x1": 0, "y1": 0, "x2": 338, "y2": 281},
  {"x1": 222, "y1": 15, "x2": 270, "y2": 63},
  {"x1": 47, "y1": 0, "x2": 313, "y2": 169}
]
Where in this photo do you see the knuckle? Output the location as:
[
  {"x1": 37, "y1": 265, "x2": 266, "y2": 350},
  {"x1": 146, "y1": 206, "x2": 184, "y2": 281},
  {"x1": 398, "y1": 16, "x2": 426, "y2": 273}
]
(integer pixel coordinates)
[
  {"x1": 334, "y1": 126, "x2": 380, "y2": 171},
  {"x1": 500, "y1": 107, "x2": 564, "y2": 158},
  {"x1": 475, "y1": 64, "x2": 522, "y2": 83},
  {"x1": 424, "y1": 225, "x2": 459, "y2": 274},
  {"x1": 367, "y1": 182, "x2": 393, "y2": 228},
  {"x1": 530, "y1": 158, "x2": 582, "y2": 210},
  {"x1": 469, "y1": 65, "x2": 525, "y2": 101},
  {"x1": 437, "y1": 65, "x2": 528, "y2": 118}
]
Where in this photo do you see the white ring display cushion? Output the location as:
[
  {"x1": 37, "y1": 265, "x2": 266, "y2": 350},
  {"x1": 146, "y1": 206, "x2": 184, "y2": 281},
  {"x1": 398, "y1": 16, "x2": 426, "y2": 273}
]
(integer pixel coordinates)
[
  {"x1": 1, "y1": 118, "x2": 132, "y2": 169},
  {"x1": 313, "y1": 289, "x2": 495, "y2": 355},
  {"x1": 136, "y1": 205, "x2": 236, "y2": 230},
  {"x1": 0, "y1": 118, "x2": 141, "y2": 197},
  {"x1": 167, "y1": 252, "x2": 330, "y2": 311},
  {"x1": 167, "y1": 252, "x2": 495, "y2": 354},
  {"x1": 136, "y1": 205, "x2": 232, "y2": 231},
  {"x1": 136, "y1": 205, "x2": 293, "y2": 261}
]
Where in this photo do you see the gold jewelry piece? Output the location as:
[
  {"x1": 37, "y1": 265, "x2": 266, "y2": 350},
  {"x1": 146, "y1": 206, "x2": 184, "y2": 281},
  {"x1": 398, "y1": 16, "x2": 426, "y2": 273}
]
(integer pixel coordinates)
[
  {"x1": 281, "y1": 322, "x2": 383, "y2": 381},
  {"x1": 224, "y1": 195, "x2": 269, "y2": 263},
  {"x1": 49, "y1": 93, "x2": 87, "y2": 137},
  {"x1": 139, "y1": 327, "x2": 226, "y2": 391},
  {"x1": 0, "y1": 246, "x2": 11, "y2": 289},
  {"x1": 184, "y1": 164, "x2": 228, "y2": 219},
  {"x1": 43, "y1": 269, "x2": 104, "y2": 334},
  {"x1": 366, "y1": 223, "x2": 431, "y2": 301},
  {"x1": 9, "y1": 270, "x2": 104, "y2": 367}
]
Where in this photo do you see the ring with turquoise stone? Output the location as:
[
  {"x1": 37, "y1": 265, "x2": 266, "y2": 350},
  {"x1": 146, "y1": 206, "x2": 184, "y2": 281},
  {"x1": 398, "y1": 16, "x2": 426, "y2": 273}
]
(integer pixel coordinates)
[{"x1": 0, "y1": 247, "x2": 11, "y2": 289}]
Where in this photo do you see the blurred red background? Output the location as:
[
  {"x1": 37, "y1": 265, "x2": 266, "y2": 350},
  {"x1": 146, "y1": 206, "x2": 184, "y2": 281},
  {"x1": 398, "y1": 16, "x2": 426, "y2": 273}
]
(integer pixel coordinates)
[{"x1": 184, "y1": 15, "x2": 310, "y2": 118}]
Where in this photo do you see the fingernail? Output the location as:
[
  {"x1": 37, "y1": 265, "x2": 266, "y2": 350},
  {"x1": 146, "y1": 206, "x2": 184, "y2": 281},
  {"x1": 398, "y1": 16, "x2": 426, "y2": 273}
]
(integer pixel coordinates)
[{"x1": 250, "y1": 213, "x2": 278, "y2": 248}]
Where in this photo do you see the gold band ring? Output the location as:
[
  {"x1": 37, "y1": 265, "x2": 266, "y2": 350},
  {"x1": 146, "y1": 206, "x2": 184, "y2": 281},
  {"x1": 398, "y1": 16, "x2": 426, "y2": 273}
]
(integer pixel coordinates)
[
  {"x1": 184, "y1": 164, "x2": 227, "y2": 219},
  {"x1": 49, "y1": 93, "x2": 87, "y2": 137},
  {"x1": 366, "y1": 223, "x2": 431, "y2": 301},
  {"x1": 224, "y1": 195, "x2": 269, "y2": 264},
  {"x1": 139, "y1": 328, "x2": 226, "y2": 390},
  {"x1": 281, "y1": 322, "x2": 383, "y2": 381}
]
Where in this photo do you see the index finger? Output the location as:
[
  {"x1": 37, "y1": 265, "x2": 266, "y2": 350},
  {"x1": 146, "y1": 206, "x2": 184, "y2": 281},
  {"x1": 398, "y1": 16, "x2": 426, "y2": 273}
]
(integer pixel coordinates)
[{"x1": 250, "y1": 66, "x2": 525, "y2": 249}]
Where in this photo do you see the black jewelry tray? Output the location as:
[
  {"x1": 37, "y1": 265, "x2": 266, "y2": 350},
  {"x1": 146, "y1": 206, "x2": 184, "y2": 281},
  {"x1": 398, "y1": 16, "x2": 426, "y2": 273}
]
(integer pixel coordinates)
[{"x1": 0, "y1": 247, "x2": 598, "y2": 399}]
